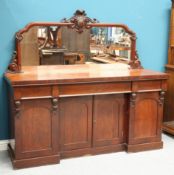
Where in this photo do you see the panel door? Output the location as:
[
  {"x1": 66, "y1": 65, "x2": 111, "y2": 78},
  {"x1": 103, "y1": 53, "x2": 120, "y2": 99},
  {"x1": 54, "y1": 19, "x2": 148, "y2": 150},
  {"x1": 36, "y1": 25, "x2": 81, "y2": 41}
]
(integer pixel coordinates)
[
  {"x1": 15, "y1": 98, "x2": 59, "y2": 159},
  {"x1": 93, "y1": 94, "x2": 128, "y2": 147},
  {"x1": 128, "y1": 92, "x2": 162, "y2": 145},
  {"x1": 59, "y1": 96, "x2": 92, "y2": 151}
]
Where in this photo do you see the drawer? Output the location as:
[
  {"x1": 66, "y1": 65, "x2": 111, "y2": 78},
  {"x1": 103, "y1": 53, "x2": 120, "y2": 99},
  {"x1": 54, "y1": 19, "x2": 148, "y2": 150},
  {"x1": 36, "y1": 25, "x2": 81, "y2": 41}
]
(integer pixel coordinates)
[
  {"x1": 59, "y1": 82, "x2": 131, "y2": 96},
  {"x1": 132, "y1": 80, "x2": 162, "y2": 92},
  {"x1": 14, "y1": 86, "x2": 52, "y2": 99}
]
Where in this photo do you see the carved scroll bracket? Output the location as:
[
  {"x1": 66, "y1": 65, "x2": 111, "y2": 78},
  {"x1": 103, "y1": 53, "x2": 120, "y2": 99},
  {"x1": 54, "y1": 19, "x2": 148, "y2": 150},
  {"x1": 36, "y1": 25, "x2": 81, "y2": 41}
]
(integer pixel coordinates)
[
  {"x1": 52, "y1": 98, "x2": 58, "y2": 115},
  {"x1": 15, "y1": 100, "x2": 21, "y2": 118},
  {"x1": 129, "y1": 51, "x2": 143, "y2": 69},
  {"x1": 130, "y1": 93, "x2": 137, "y2": 107},
  {"x1": 130, "y1": 34, "x2": 137, "y2": 41},
  {"x1": 159, "y1": 91, "x2": 165, "y2": 105},
  {"x1": 62, "y1": 9, "x2": 99, "y2": 33},
  {"x1": 129, "y1": 33, "x2": 142, "y2": 69},
  {"x1": 16, "y1": 32, "x2": 23, "y2": 42},
  {"x1": 7, "y1": 51, "x2": 20, "y2": 73}
]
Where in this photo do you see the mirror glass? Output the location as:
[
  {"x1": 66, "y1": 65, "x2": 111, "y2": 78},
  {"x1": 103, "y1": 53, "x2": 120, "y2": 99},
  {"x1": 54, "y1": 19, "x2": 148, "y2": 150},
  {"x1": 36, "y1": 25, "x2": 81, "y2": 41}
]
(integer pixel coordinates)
[
  {"x1": 20, "y1": 26, "x2": 131, "y2": 66},
  {"x1": 90, "y1": 27, "x2": 131, "y2": 64}
]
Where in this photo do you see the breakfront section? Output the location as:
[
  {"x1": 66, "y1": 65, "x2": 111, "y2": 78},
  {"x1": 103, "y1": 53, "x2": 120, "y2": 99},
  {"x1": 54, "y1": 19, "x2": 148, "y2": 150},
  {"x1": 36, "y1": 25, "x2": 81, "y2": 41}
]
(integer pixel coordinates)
[
  {"x1": 128, "y1": 92, "x2": 164, "y2": 152},
  {"x1": 127, "y1": 80, "x2": 167, "y2": 152},
  {"x1": 8, "y1": 85, "x2": 60, "y2": 168},
  {"x1": 59, "y1": 94, "x2": 128, "y2": 158}
]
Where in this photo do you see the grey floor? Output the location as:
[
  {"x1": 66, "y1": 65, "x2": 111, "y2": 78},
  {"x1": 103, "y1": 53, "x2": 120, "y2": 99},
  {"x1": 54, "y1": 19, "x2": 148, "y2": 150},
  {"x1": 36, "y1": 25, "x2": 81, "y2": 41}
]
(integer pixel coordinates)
[{"x1": 1, "y1": 134, "x2": 174, "y2": 175}]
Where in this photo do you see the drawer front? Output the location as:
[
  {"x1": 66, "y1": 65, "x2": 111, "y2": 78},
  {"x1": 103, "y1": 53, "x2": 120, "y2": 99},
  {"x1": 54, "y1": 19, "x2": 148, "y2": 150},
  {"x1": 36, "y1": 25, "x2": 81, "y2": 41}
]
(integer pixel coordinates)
[
  {"x1": 132, "y1": 80, "x2": 162, "y2": 92},
  {"x1": 59, "y1": 82, "x2": 131, "y2": 96},
  {"x1": 13, "y1": 86, "x2": 58, "y2": 99}
]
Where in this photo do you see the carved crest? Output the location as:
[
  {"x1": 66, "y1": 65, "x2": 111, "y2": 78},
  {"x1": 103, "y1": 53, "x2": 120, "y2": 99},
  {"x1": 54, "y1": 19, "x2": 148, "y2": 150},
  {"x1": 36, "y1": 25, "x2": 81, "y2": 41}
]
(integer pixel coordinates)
[{"x1": 62, "y1": 9, "x2": 99, "y2": 33}]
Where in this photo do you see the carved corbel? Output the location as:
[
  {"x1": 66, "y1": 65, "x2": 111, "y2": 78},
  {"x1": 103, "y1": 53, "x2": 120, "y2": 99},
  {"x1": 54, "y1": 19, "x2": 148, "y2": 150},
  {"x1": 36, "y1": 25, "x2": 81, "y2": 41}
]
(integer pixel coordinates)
[
  {"x1": 62, "y1": 9, "x2": 99, "y2": 33},
  {"x1": 159, "y1": 91, "x2": 165, "y2": 105},
  {"x1": 14, "y1": 101, "x2": 21, "y2": 118},
  {"x1": 130, "y1": 93, "x2": 137, "y2": 107},
  {"x1": 52, "y1": 98, "x2": 58, "y2": 115}
]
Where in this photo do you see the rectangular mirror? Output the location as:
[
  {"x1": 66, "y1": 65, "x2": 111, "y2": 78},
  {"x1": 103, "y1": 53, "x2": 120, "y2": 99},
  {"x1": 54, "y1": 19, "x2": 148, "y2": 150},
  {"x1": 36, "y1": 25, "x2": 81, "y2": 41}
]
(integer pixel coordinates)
[{"x1": 20, "y1": 26, "x2": 132, "y2": 66}]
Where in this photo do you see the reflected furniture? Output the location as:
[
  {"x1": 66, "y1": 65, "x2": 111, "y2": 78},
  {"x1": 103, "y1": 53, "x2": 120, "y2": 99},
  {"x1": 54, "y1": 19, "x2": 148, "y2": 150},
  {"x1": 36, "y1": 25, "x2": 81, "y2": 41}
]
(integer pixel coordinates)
[
  {"x1": 4, "y1": 10, "x2": 168, "y2": 169},
  {"x1": 163, "y1": 0, "x2": 174, "y2": 134}
]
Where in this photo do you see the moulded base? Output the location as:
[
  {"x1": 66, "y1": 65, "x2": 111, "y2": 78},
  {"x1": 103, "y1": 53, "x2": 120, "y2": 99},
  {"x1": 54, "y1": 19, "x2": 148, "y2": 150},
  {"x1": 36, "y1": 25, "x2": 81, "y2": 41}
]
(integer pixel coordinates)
[
  {"x1": 8, "y1": 144, "x2": 60, "y2": 169},
  {"x1": 126, "y1": 141, "x2": 163, "y2": 153}
]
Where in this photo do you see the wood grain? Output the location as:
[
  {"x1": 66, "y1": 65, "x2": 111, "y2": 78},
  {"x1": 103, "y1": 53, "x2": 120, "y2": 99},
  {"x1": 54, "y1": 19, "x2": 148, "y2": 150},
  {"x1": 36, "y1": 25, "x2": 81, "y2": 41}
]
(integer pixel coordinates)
[{"x1": 5, "y1": 65, "x2": 168, "y2": 169}]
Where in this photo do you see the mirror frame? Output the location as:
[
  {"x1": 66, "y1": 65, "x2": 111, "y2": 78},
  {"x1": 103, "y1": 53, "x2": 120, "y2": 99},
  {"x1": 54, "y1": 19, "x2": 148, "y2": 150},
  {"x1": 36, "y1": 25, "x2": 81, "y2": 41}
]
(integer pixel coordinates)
[{"x1": 8, "y1": 10, "x2": 142, "y2": 72}]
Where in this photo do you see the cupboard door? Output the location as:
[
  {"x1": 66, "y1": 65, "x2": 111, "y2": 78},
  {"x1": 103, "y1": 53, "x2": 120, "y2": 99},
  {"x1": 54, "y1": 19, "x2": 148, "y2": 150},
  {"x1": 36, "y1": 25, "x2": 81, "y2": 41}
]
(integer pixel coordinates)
[
  {"x1": 59, "y1": 96, "x2": 92, "y2": 151},
  {"x1": 15, "y1": 99, "x2": 59, "y2": 159},
  {"x1": 128, "y1": 92, "x2": 162, "y2": 145},
  {"x1": 93, "y1": 94, "x2": 127, "y2": 147}
]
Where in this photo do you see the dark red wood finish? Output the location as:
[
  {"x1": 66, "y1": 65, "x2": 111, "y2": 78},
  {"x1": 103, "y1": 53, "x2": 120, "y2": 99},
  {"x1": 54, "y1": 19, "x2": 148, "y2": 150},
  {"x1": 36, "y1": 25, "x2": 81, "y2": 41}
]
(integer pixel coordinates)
[{"x1": 4, "y1": 64, "x2": 167, "y2": 169}]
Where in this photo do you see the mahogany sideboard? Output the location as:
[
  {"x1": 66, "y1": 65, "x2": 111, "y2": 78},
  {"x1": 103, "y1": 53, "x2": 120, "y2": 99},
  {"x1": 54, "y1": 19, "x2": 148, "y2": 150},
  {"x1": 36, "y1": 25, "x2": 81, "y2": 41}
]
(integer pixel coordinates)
[{"x1": 4, "y1": 64, "x2": 168, "y2": 169}]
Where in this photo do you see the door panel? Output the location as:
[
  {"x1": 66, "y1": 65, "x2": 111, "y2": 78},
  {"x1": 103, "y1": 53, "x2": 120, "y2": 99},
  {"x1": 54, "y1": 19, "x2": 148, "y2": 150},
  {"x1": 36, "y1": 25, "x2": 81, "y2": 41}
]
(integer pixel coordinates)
[
  {"x1": 128, "y1": 92, "x2": 162, "y2": 144},
  {"x1": 93, "y1": 94, "x2": 127, "y2": 147},
  {"x1": 134, "y1": 99, "x2": 158, "y2": 138},
  {"x1": 15, "y1": 99, "x2": 59, "y2": 159},
  {"x1": 59, "y1": 96, "x2": 92, "y2": 151}
]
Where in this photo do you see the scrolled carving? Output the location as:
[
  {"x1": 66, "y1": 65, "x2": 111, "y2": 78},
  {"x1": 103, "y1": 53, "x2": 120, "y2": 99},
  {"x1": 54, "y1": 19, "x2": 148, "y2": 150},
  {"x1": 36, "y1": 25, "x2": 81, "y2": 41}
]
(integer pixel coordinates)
[
  {"x1": 129, "y1": 51, "x2": 143, "y2": 69},
  {"x1": 8, "y1": 51, "x2": 20, "y2": 73},
  {"x1": 15, "y1": 100, "x2": 21, "y2": 118},
  {"x1": 159, "y1": 91, "x2": 165, "y2": 105},
  {"x1": 16, "y1": 32, "x2": 23, "y2": 41},
  {"x1": 130, "y1": 34, "x2": 137, "y2": 41},
  {"x1": 130, "y1": 93, "x2": 137, "y2": 107},
  {"x1": 62, "y1": 9, "x2": 99, "y2": 33}
]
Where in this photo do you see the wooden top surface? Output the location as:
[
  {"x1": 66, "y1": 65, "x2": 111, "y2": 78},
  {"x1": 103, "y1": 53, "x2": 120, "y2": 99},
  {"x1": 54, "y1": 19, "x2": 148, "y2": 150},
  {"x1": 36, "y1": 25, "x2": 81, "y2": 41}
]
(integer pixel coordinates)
[{"x1": 5, "y1": 64, "x2": 168, "y2": 86}]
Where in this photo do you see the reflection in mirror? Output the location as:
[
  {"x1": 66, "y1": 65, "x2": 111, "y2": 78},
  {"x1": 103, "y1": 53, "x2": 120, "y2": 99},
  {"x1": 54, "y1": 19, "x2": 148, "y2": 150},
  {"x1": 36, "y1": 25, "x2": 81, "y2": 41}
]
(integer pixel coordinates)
[
  {"x1": 90, "y1": 27, "x2": 131, "y2": 64},
  {"x1": 20, "y1": 26, "x2": 131, "y2": 67},
  {"x1": 21, "y1": 26, "x2": 39, "y2": 66},
  {"x1": 38, "y1": 26, "x2": 67, "y2": 65}
]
